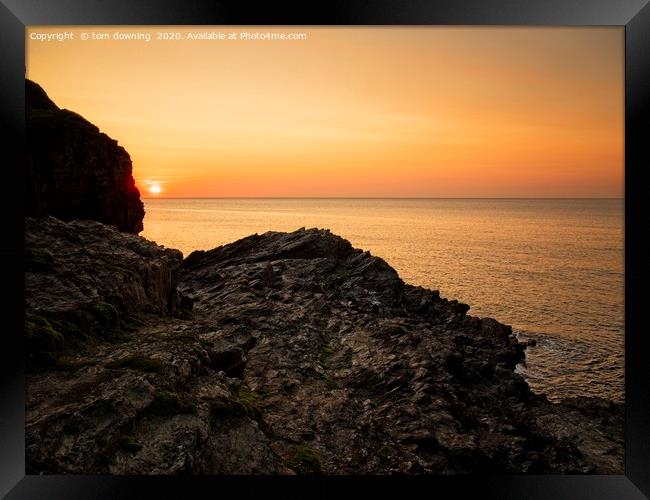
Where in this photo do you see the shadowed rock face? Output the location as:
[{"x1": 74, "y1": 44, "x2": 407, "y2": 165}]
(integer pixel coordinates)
[
  {"x1": 25, "y1": 221, "x2": 623, "y2": 475},
  {"x1": 25, "y1": 79, "x2": 145, "y2": 233},
  {"x1": 25, "y1": 216, "x2": 186, "y2": 368}
]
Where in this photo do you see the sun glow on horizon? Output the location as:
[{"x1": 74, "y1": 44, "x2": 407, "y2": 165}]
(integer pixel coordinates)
[{"x1": 147, "y1": 182, "x2": 162, "y2": 195}]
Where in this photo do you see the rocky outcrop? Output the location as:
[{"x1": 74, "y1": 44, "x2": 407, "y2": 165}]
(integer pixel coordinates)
[
  {"x1": 25, "y1": 222, "x2": 623, "y2": 475},
  {"x1": 25, "y1": 216, "x2": 187, "y2": 368},
  {"x1": 25, "y1": 79, "x2": 144, "y2": 233}
]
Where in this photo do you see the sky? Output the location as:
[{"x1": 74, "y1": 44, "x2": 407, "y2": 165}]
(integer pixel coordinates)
[{"x1": 26, "y1": 27, "x2": 624, "y2": 198}]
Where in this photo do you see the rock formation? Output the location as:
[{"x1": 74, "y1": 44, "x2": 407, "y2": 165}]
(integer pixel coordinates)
[
  {"x1": 25, "y1": 79, "x2": 144, "y2": 233},
  {"x1": 23, "y1": 79, "x2": 623, "y2": 476},
  {"x1": 25, "y1": 216, "x2": 186, "y2": 368},
  {"x1": 25, "y1": 219, "x2": 623, "y2": 475}
]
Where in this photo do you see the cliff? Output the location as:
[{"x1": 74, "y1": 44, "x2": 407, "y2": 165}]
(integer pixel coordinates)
[
  {"x1": 25, "y1": 79, "x2": 145, "y2": 233},
  {"x1": 25, "y1": 218, "x2": 623, "y2": 475}
]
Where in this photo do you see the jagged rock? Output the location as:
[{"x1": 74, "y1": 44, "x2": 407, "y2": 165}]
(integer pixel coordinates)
[
  {"x1": 25, "y1": 79, "x2": 144, "y2": 233},
  {"x1": 25, "y1": 224, "x2": 624, "y2": 475},
  {"x1": 25, "y1": 216, "x2": 187, "y2": 367}
]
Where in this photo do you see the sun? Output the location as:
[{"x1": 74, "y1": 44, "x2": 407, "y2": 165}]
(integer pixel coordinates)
[{"x1": 148, "y1": 183, "x2": 162, "y2": 195}]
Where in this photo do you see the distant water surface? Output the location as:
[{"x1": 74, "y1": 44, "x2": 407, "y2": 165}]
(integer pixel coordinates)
[{"x1": 141, "y1": 198, "x2": 624, "y2": 403}]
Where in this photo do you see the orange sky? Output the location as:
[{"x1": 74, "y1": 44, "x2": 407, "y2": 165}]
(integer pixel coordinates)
[{"x1": 26, "y1": 27, "x2": 624, "y2": 198}]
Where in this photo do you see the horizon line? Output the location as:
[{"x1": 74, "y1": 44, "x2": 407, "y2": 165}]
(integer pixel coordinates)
[{"x1": 141, "y1": 196, "x2": 624, "y2": 200}]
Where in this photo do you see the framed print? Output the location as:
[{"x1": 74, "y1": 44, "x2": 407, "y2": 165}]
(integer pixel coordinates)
[{"x1": 1, "y1": 0, "x2": 648, "y2": 498}]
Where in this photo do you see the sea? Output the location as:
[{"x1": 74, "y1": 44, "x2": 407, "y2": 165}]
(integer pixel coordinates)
[{"x1": 141, "y1": 198, "x2": 624, "y2": 403}]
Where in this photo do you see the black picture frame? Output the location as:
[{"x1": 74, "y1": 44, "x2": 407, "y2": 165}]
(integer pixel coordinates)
[{"x1": 1, "y1": 1, "x2": 648, "y2": 498}]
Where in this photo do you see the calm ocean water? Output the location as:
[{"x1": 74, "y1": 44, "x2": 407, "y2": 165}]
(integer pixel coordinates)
[{"x1": 141, "y1": 198, "x2": 624, "y2": 403}]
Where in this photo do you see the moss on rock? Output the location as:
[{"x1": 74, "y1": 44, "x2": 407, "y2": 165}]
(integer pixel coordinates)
[
  {"x1": 287, "y1": 445, "x2": 322, "y2": 475},
  {"x1": 88, "y1": 300, "x2": 120, "y2": 328},
  {"x1": 236, "y1": 387, "x2": 260, "y2": 415}
]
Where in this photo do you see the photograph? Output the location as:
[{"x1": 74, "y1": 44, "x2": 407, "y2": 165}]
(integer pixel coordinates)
[{"x1": 23, "y1": 25, "x2": 627, "y2": 476}]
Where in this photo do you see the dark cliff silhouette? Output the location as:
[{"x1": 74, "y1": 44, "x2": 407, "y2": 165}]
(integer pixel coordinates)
[{"x1": 25, "y1": 79, "x2": 144, "y2": 233}]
